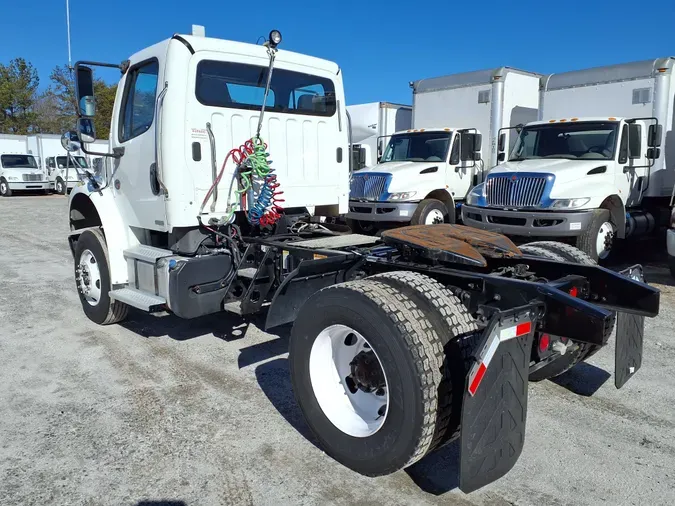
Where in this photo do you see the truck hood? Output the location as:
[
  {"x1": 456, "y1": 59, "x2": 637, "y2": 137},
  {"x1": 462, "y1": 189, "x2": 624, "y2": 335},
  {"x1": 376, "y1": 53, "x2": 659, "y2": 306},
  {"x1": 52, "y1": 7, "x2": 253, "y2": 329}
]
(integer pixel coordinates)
[
  {"x1": 490, "y1": 159, "x2": 611, "y2": 184},
  {"x1": 1, "y1": 167, "x2": 44, "y2": 176}
]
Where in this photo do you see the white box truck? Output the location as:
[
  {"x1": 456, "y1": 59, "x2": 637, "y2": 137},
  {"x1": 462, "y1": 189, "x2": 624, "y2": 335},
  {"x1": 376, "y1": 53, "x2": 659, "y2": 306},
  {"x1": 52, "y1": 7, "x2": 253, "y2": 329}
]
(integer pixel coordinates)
[
  {"x1": 27, "y1": 134, "x2": 93, "y2": 193},
  {"x1": 462, "y1": 57, "x2": 674, "y2": 261},
  {"x1": 346, "y1": 67, "x2": 539, "y2": 232},
  {"x1": 347, "y1": 102, "x2": 412, "y2": 170},
  {"x1": 0, "y1": 134, "x2": 51, "y2": 196}
]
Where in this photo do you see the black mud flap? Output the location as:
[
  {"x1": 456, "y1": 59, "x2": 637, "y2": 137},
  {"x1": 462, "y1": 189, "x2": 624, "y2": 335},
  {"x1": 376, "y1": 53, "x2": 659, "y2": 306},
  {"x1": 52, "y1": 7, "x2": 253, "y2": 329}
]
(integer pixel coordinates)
[
  {"x1": 615, "y1": 265, "x2": 645, "y2": 389},
  {"x1": 615, "y1": 312, "x2": 645, "y2": 389},
  {"x1": 459, "y1": 309, "x2": 536, "y2": 493}
]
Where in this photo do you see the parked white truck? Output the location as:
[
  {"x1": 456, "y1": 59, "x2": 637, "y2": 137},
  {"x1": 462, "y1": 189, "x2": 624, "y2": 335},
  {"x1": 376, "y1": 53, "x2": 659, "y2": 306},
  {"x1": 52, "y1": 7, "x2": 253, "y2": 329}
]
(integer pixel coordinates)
[
  {"x1": 62, "y1": 27, "x2": 661, "y2": 494},
  {"x1": 462, "y1": 57, "x2": 674, "y2": 260},
  {"x1": 347, "y1": 102, "x2": 412, "y2": 170},
  {"x1": 27, "y1": 134, "x2": 95, "y2": 193},
  {"x1": 346, "y1": 67, "x2": 540, "y2": 232},
  {"x1": 0, "y1": 134, "x2": 51, "y2": 196}
]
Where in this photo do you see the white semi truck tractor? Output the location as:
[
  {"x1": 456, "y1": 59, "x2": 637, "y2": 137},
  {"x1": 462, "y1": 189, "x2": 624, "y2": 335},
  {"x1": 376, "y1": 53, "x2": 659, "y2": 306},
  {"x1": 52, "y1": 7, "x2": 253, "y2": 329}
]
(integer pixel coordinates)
[
  {"x1": 462, "y1": 57, "x2": 674, "y2": 261},
  {"x1": 64, "y1": 27, "x2": 660, "y2": 493},
  {"x1": 346, "y1": 67, "x2": 539, "y2": 233}
]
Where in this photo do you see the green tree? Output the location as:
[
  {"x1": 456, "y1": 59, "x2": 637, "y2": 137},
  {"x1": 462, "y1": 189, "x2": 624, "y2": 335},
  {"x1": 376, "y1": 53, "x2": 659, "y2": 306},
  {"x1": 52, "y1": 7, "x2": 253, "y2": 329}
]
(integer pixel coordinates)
[
  {"x1": 48, "y1": 65, "x2": 117, "y2": 139},
  {"x1": 0, "y1": 58, "x2": 39, "y2": 134}
]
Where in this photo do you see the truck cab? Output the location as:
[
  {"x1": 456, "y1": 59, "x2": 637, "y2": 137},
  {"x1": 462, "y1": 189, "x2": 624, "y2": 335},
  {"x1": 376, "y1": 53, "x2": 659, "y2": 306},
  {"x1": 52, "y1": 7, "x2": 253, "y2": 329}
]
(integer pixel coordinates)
[
  {"x1": 0, "y1": 153, "x2": 51, "y2": 196},
  {"x1": 346, "y1": 128, "x2": 481, "y2": 230},
  {"x1": 462, "y1": 116, "x2": 661, "y2": 259},
  {"x1": 46, "y1": 154, "x2": 89, "y2": 194}
]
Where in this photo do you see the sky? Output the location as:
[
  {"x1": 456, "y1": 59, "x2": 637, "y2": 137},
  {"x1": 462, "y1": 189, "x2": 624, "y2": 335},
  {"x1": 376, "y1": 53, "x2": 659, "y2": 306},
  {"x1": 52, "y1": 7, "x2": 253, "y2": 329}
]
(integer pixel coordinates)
[{"x1": 2, "y1": 0, "x2": 675, "y2": 106}]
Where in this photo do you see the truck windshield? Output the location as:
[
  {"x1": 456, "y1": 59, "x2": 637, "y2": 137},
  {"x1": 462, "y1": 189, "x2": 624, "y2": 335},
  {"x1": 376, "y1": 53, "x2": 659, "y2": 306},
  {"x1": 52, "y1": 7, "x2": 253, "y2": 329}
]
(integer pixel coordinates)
[
  {"x1": 196, "y1": 60, "x2": 336, "y2": 117},
  {"x1": 1, "y1": 154, "x2": 37, "y2": 169},
  {"x1": 510, "y1": 122, "x2": 619, "y2": 161},
  {"x1": 56, "y1": 156, "x2": 88, "y2": 168},
  {"x1": 381, "y1": 132, "x2": 452, "y2": 163}
]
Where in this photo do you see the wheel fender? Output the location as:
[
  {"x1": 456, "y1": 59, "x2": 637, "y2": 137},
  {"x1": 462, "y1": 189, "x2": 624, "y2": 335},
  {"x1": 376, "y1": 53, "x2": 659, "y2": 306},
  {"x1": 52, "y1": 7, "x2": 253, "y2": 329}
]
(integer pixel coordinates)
[
  {"x1": 599, "y1": 195, "x2": 626, "y2": 239},
  {"x1": 423, "y1": 189, "x2": 456, "y2": 221},
  {"x1": 68, "y1": 187, "x2": 135, "y2": 285}
]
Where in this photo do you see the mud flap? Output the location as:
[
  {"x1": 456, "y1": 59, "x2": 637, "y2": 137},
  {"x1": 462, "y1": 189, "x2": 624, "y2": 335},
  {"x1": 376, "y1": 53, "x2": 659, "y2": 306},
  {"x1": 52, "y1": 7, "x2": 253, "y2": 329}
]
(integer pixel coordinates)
[
  {"x1": 615, "y1": 265, "x2": 645, "y2": 389},
  {"x1": 459, "y1": 309, "x2": 535, "y2": 493},
  {"x1": 615, "y1": 312, "x2": 645, "y2": 389}
]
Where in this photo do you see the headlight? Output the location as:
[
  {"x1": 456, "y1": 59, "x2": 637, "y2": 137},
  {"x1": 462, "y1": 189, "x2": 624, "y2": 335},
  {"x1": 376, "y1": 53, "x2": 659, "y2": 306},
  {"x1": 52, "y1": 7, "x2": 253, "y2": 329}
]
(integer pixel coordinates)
[
  {"x1": 466, "y1": 183, "x2": 485, "y2": 206},
  {"x1": 7, "y1": 176, "x2": 19, "y2": 181},
  {"x1": 549, "y1": 198, "x2": 590, "y2": 209},
  {"x1": 388, "y1": 192, "x2": 417, "y2": 200}
]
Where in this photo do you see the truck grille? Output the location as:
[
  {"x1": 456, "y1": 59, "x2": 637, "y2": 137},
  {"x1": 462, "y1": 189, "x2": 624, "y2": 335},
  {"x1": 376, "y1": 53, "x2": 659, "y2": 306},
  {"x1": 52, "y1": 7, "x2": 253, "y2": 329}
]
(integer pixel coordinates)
[
  {"x1": 350, "y1": 174, "x2": 389, "y2": 201},
  {"x1": 22, "y1": 174, "x2": 43, "y2": 182},
  {"x1": 486, "y1": 175, "x2": 547, "y2": 208}
]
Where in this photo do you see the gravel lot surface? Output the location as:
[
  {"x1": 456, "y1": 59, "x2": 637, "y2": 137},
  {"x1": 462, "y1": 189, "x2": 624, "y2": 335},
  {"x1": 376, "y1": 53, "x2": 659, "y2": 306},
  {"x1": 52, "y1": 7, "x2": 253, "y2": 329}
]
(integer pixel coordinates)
[{"x1": 1, "y1": 195, "x2": 674, "y2": 506}]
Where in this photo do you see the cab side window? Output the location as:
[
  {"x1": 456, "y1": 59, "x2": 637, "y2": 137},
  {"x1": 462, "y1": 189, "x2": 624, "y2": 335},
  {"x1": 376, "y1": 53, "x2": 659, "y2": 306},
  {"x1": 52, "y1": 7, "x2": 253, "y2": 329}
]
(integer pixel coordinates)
[{"x1": 119, "y1": 60, "x2": 159, "y2": 143}]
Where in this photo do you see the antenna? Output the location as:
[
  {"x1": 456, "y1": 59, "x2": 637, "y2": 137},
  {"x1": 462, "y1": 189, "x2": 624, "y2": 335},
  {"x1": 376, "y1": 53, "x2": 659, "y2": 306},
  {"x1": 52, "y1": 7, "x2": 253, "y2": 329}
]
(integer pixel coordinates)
[{"x1": 65, "y1": 0, "x2": 72, "y2": 69}]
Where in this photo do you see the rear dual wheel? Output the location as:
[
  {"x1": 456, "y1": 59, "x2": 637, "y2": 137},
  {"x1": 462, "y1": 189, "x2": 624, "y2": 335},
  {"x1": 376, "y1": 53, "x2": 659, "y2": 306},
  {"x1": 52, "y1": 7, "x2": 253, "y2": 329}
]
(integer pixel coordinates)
[{"x1": 289, "y1": 272, "x2": 478, "y2": 475}]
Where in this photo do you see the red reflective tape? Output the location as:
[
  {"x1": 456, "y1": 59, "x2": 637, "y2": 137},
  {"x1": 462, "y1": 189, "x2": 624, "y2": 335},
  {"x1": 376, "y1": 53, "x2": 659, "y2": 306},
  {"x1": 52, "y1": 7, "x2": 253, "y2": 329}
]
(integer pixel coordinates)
[
  {"x1": 468, "y1": 362, "x2": 487, "y2": 396},
  {"x1": 516, "y1": 321, "x2": 532, "y2": 336}
]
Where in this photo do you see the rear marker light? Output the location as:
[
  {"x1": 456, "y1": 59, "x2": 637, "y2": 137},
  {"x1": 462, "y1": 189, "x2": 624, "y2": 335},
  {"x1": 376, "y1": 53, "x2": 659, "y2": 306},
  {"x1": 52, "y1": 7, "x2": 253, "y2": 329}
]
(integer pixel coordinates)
[
  {"x1": 467, "y1": 320, "x2": 532, "y2": 396},
  {"x1": 569, "y1": 286, "x2": 578, "y2": 297},
  {"x1": 539, "y1": 333, "x2": 550, "y2": 352}
]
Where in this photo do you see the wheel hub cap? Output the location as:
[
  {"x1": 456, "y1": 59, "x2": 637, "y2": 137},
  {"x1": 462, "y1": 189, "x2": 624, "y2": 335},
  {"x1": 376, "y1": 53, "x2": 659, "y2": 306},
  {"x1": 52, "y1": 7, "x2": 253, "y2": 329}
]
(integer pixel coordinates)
[
  {"x1": 309, "y1": 324, "x2": 389, "y2": 437},
  {"x1": 596, "y1": 222, "x2": 615, "y2": 260},
  {"x1": 77, "y1": 249, "x2": 102, "y2": 306}
]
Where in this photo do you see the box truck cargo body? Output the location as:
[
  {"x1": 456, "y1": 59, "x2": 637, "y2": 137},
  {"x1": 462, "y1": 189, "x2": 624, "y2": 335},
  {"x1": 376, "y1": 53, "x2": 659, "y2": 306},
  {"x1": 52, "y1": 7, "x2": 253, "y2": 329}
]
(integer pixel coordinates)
[
  {"x1": 347, "y1": 102, "x2": 412, "y2": 169},
  {"x1": 462, "y1": 57, "x2": 675, "y2": 260},
  {"x1": 412, "y1": 67, "x2": 541, "y2": 169}
]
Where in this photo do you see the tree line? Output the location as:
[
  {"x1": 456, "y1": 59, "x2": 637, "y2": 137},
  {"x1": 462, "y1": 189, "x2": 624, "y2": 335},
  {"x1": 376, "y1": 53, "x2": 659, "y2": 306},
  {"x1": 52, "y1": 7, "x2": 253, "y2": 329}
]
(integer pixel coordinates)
[{"x1": 0, "y1": 57, "x2": 117, "y2": 139}]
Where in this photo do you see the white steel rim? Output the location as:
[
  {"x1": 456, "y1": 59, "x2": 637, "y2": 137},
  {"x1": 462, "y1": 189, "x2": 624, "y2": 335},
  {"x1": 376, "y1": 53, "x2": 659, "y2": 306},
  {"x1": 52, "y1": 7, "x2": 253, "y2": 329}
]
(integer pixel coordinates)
[
  {"x1": 596, "y1": 221, "x2": 615, "y2": 260},
  {"x1": 309, "y1": 324, "x2": 389, "y2": 438},
  {"x1": 425, "y1": 208, "x2": 445, "y2": 225},
  {"x1": 0, "y1": 181, "x2": 6, "y2": 194},
  {"x1": 78, "y1": 249, "x2": 102, "y2": 306},
  {"x1": 56, "y1": 180, "x2": 63, "y2": 193}
]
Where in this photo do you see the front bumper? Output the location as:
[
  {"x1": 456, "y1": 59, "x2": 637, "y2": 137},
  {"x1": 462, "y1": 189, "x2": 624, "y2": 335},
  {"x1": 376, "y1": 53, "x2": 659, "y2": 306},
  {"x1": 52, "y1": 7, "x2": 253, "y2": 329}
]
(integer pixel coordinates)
[
  {"x1": 8, "y1": 181, "x2": 52, "y2": 191},
  {"x1": 347, "y1": 201, "x2": 418, "y2": 222},
  {"x1": 461, "y1": 204, "x2": 595, "y2": 237}
]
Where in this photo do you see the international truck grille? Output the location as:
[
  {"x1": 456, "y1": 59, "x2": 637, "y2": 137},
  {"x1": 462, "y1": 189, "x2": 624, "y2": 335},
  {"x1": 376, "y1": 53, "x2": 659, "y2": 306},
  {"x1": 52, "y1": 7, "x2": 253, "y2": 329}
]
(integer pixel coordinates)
[
  {"x1": 22, "y1": 174, "x2": 43, "y2": 182},
  {"x1": 350, "y1": 174, "x2": 389, "y2": 201},
  {"x1": 486, "y1": 176, "x2": 547, "y2": 208}
]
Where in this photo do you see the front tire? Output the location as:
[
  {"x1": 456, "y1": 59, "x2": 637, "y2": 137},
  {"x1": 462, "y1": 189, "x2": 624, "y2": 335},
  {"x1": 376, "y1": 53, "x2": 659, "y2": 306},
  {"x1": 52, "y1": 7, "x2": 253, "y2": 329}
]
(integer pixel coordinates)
[
  {"x1": 0, "y1": 178, "x2": 12, "y2": 197},
  {"x1": 289, "y1": 279, "x2": 447, "y2": 476},
  {"x1": 411, "y1": 198, "x2": 452, "y2": 225},
  {"x1": 55, "y1": 178, "x2": 66, "y2": 195},
  {"x1": 74, "y1": 229, "x2": 128, "y2": 325},
  {"x1": 576, "y1": 209, "x2": 615, "y2": 261}
]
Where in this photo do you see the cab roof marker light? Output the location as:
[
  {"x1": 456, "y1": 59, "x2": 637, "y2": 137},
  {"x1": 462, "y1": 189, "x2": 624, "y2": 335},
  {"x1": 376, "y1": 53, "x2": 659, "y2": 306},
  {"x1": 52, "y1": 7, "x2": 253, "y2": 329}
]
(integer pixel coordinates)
[
  {"x1": 609, "y1": 117, "x2": 617, "y2": 121},
  {"x1": 549, "y1": 119, "x2": 556, "y2": 123},
  {"x1": 560, "y1": 119, "x2": 567, "y2": 122},
  {"x1": 571, "y1": 118, "x2": 579, "y2": 121}
]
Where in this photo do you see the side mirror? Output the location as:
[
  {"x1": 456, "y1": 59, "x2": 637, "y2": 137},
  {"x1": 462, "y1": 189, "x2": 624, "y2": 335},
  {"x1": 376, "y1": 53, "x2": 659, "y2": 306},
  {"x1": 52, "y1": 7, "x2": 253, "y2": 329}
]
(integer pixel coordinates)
[
  {"x1": 76, "y1": 65, "x2": 96, "y2": 117},
  {"x1": 474, "y1": 133, "x2": 482, "y2": 152},
  {"x1": 648, "y1": 124, "x2": 662, "y2": 147},
  {"x1": 647, "y1": 147, "x2": 661, "y2": 160},
  {"x1": 61, "y1": 131, "x2": 81, "y2": 152},
  {"x1": 359, "y1": 147, "x2": 367, "y2": 166},
  {"x1": 498, "y1": 133, "x2": 506, "y2": 152},
  {"x1": 77, "y1": 117, "x2": 96, "y2": 143},
  {"x1": 497, "y1": 152, "x2": 506, "y2": 162}
]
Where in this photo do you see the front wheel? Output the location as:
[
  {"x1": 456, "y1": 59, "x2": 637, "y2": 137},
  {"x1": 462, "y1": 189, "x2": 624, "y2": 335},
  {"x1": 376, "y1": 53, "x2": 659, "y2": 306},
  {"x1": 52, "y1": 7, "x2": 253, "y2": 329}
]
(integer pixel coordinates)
[
  {"x1": 289, "y1": 279, "x2": 447, "y2": 476},
  {"x1": 55, "y1": 178, "x2": 66, "y2": 195},
  {"x1": 410, "y1": 198, "x2": 452, "y2": 225},
  {"x1": 74, "y1": 229, "x2": 128, "y2": 325},
  {"x1": 576, "y1": 209, "x2": 615, "y2": 261},
  {"x1": 0, "y1": 179, "x2": 12, "y2": 197}
]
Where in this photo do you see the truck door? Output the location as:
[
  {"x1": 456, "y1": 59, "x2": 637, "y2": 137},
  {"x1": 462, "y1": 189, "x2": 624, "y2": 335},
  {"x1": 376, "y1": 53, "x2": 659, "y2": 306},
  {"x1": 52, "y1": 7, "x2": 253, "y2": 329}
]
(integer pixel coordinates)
[
  {"x1": 447, "y1": 131, "x2": 476, "y2": 199},
  {"x1": 108, "y1": 57, "x2": 167, "y2": 230},
  {"x1": 618, "y1": 122, "x2": 648, "y2": 207}
]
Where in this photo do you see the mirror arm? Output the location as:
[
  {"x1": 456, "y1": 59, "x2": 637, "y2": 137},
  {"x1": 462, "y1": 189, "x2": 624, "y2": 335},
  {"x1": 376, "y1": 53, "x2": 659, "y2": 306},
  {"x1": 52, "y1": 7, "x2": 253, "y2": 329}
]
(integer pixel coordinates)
[{"x1": 80, "y1": 144, "x2": 124, "y2": 159}]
